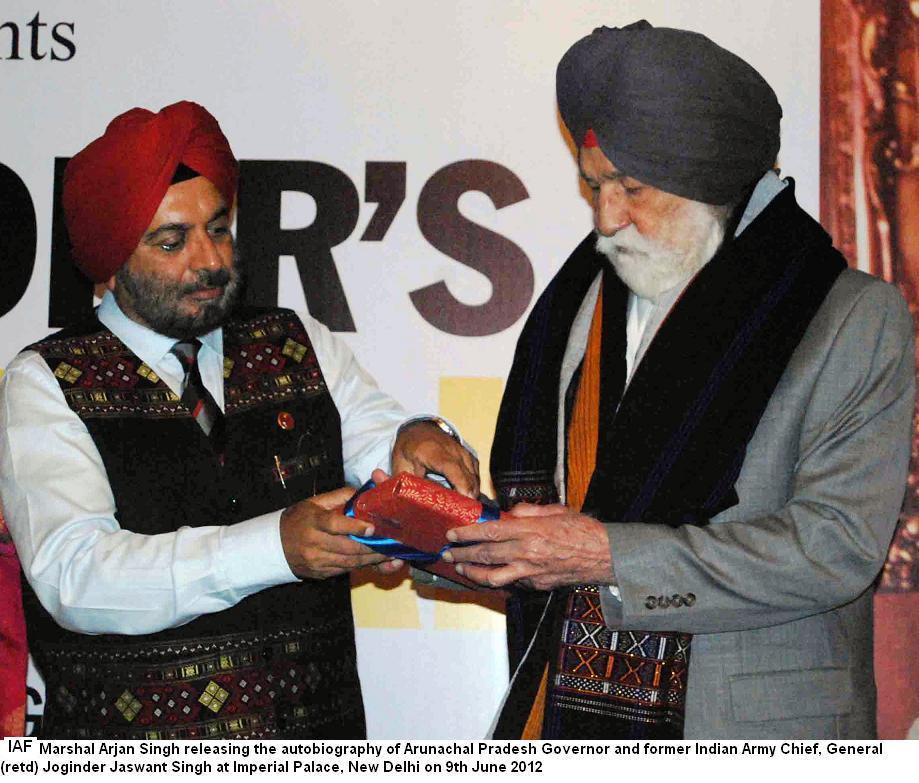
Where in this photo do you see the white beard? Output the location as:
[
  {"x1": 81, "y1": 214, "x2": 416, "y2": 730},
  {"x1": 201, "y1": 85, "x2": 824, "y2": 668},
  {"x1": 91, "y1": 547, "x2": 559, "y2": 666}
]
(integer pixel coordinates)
[{"x1": 596, "y1": 201, "x2": 728, "y2": 302}]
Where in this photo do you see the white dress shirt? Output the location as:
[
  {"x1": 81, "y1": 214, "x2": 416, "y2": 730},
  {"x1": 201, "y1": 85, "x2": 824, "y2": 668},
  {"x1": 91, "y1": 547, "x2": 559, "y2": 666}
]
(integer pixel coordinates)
[{"x1": 0, "y1": 293, "x2": 408, "y2": 635}]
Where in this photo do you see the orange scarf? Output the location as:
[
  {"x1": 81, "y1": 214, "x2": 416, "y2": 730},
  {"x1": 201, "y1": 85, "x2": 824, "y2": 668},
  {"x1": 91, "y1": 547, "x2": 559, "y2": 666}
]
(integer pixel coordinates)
[{"x1": 520, "y1": 288, "x2": 603, "y2": 739}]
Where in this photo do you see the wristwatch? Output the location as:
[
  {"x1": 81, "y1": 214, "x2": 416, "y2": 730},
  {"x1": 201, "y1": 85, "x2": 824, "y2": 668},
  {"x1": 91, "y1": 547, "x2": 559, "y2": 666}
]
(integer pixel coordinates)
[{"x1": 400, "y1": 416, "x2": 462, "y2": 443}]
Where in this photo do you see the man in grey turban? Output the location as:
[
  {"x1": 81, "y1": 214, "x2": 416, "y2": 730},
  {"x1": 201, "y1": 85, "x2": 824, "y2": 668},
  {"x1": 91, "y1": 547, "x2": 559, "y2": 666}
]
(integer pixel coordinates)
[{"x1": 447, "y1": 21, "x2": 914, "y2": 739}]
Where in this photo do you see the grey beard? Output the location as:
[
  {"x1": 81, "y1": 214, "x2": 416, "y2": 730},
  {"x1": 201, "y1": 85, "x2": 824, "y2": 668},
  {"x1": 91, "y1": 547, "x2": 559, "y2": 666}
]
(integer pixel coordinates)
[
  {"x1": 114, "y1": 246, "x2": 245, "y2": 338},
  {"x1": 596, "y1": 202, "x2": 728, "y2": 302}
]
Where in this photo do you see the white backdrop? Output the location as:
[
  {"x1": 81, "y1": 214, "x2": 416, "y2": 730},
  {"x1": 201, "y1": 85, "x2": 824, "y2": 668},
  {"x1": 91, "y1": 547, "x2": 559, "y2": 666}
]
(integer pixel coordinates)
[{"x1": 0, "y1": 0, "x2": 820, "y2": 738}]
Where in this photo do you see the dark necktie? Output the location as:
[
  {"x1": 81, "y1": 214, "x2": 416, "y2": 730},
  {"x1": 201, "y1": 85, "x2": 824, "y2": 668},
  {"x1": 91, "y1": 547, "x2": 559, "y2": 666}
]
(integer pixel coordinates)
[{"x1": 170, "y1": 339, "x2": 224, "y2": 451}]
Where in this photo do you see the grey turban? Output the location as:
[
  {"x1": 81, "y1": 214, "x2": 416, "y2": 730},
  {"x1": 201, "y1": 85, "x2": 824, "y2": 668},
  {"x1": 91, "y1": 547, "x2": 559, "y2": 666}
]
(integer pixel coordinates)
[{"x1": 557, "y1": 20, "x2": 782, "y2": 204}]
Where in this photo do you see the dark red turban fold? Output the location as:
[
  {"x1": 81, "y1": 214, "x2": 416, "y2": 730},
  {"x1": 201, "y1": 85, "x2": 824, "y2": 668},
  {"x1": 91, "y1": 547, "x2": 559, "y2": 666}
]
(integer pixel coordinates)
[{"x1": 62, "y1": 101, "x2": 238, "y2": 283}]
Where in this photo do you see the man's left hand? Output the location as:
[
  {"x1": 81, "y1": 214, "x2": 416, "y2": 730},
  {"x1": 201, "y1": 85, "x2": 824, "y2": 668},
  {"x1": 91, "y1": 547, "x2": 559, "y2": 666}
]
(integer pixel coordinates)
[
  {"x1": 391, "y1": 421, "x2": 479, "y2": 498},
  {"x1": 443, "y1": 503, "x2": 614, "y2": 590}
]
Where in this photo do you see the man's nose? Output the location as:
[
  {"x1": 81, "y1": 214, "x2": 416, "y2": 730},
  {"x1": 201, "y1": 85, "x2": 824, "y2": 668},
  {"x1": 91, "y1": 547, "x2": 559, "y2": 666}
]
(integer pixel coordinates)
[
  {"x1": 188, "y1": 232, "x2": 224, "y2": 270},
  {"x1": 595, "y1": 187, "x2": 631, "y2": 236}
]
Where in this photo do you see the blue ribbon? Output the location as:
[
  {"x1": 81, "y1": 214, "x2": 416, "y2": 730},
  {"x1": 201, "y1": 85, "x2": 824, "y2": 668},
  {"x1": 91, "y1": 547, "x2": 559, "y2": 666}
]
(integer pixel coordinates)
[{"x1": 346, "y1": 479, "x2": 498, "y2": 562}]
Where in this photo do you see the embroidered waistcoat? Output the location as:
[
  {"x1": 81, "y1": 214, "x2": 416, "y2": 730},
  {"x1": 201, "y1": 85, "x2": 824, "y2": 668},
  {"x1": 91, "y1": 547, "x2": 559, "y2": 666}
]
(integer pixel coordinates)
[{"x1": 23, "y1": 307, "x2": 365, "y2": 739}]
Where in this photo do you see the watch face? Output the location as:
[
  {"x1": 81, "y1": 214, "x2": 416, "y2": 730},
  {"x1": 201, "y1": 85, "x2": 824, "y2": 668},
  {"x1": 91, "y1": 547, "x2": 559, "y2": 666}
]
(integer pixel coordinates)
[{"x1": 431, "y1": 417, "x2": 460, "y2": 442}]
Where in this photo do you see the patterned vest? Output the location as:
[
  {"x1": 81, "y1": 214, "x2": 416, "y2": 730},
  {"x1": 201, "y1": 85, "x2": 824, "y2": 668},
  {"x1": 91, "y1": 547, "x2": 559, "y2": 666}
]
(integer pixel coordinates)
[{"x1": 23, "y1": 307, "x2": 365, "y2": 740}]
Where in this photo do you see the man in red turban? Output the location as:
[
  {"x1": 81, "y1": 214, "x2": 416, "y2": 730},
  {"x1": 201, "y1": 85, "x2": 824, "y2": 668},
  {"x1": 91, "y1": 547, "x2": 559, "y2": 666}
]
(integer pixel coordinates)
[
  {"x1": 0, "y1": 101, "x2": 478, "y2": 739},
  {"x1": 63, "y1": 101, "x2": 239, "y2": 288}
]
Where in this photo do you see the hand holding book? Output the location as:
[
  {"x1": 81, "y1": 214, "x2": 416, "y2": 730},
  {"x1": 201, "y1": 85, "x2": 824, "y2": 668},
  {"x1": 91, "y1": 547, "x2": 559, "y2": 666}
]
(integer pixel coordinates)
[{"x1": 345, "y1": 472, "x2": 506, "y2": 589}]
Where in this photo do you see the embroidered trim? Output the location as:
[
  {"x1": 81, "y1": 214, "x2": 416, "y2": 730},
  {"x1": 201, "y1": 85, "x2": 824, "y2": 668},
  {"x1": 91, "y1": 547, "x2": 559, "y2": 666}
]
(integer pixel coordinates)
[
  {"x1": 38, "y1": 623, "x2": 362, "y2": 740},
  {"x1": 31, "y1": 310, "x2": 327, "y2": 419},
  {"x1": 549, "y1": 586, "x2": 690, "y2": 729}
]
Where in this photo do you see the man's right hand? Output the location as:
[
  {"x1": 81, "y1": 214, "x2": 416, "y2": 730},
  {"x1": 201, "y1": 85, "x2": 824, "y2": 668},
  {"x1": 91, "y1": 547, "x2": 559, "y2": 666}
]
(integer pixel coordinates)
[{"x1": 280, "y1": 486, "x2": 389, "y2": 580}]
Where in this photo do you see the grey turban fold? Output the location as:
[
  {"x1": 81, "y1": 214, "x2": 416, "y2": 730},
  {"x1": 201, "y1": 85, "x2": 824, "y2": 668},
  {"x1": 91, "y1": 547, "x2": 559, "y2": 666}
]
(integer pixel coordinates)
[{"x1": 557, "y1": 20, "x2": 782, "y2": 204}]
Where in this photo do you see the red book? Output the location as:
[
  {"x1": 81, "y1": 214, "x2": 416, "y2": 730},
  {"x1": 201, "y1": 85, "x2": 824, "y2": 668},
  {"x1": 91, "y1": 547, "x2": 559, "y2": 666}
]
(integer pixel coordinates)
[{"x1": 346, "y1": 472, "x2": 505, "y2": 589}]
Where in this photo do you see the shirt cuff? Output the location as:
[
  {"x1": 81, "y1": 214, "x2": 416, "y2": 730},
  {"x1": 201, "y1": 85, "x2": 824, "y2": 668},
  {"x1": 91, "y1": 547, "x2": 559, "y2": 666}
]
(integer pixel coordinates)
[
  {"x1": 599, "y1": 523, "x2": 622, "y2": 626},
  {"x1": 219, "y1": 510, "x2": 299, "y2": 598},
  {"x1": 599, "y1": 584, "x2": 624, "y2": 628}
]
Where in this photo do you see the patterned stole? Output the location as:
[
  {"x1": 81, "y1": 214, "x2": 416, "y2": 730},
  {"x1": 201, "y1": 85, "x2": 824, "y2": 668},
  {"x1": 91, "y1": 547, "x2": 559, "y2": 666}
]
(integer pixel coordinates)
[
  {"x1": 519, "y1": 288, "x2": 605, "y2": 740},
  {"x1": 544, "y1": 289, "x2": 692, "y2": 739},
  {"x1": 520, "y1": 289, "x2": 691, "y2": 739},
  {"x1": 542, "y1": 285, "x2": 691, "y2": 740}
]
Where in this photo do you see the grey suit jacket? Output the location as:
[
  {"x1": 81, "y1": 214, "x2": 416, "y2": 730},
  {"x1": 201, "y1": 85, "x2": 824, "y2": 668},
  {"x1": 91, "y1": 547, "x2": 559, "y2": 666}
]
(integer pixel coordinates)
[{"x1": 566, "y1": 268, "x2": 915, "y2": 738}]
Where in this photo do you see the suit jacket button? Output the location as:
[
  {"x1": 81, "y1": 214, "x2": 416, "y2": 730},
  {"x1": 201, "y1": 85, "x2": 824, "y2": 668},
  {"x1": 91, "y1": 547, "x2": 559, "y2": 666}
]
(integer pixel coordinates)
[
  {"x1": 645, "y1": 596, "x2": 658, "y2": 610},
  {"x1": 671, "y1": 594, "x2": 684, "y2": 607},
  {"x1": 684, "y1": 592, "x2": 696, "y2": 606},
  {"x1": 658, "y1": 595, "x2": 671, "y2": 609}
]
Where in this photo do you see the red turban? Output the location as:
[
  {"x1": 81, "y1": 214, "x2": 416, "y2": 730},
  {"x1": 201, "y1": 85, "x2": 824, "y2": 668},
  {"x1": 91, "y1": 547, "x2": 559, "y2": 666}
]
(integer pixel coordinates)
[{"x1": 62, "y1": 101, "x2": 238, "y2": 283}]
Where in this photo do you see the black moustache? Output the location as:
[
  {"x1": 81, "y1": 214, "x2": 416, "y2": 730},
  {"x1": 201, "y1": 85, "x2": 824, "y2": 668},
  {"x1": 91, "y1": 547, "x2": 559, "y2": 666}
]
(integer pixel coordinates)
[{"x1": 184, "y1": 270, "x2": 231, "y2": 292}]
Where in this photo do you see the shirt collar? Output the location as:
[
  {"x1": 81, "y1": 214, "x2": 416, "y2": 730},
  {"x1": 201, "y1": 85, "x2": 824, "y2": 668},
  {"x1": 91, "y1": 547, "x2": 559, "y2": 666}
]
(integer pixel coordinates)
[
  {"x1": 97, "y1": 290, "x2": 223, "y2": 370},
  {"x1": 735, "y1": 170, "x2": 788, "y2": 237}
]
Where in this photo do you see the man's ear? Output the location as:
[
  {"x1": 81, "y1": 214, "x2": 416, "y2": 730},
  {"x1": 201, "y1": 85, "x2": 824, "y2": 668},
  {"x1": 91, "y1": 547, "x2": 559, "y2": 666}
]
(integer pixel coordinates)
[{"x1": 104, "y1": 274, "x2": 117, "y2": 293}]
